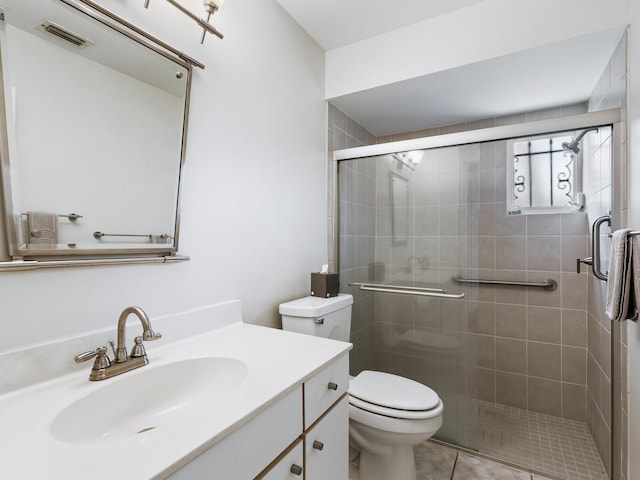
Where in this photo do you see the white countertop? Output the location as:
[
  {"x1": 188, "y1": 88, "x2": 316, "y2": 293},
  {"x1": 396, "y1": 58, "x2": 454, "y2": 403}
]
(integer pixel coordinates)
[{"x1": 0, "y1": 322, "x2": 351, "y2": 479}]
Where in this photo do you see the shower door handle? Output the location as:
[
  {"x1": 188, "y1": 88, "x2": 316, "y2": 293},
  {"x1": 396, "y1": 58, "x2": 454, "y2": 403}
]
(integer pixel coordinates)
[{"x1": 591, "y1": 214, "x2": 611, "y2": 281}]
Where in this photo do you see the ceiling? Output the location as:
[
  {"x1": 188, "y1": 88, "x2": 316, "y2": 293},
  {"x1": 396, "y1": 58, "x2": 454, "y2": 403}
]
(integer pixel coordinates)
[
  {"x1": 274, "y1": 1, "x2": 626, "y2": 137},
  {"x1": 273, "y1": 0, "x2": 486, "y2": 51}
]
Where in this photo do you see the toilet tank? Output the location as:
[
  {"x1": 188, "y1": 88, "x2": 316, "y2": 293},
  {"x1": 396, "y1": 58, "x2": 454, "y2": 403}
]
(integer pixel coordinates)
[{"x1": 279, "y1": 294, "x2": 353, "y2": 342}]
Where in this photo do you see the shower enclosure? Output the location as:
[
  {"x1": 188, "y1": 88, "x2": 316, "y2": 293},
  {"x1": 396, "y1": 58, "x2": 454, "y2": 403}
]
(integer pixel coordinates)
[{"x1": 336, "y1": 117, "x2": 618, "y2": 480}]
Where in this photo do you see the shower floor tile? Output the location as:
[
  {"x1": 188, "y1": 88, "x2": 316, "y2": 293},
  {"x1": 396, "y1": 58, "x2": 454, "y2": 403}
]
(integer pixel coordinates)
[{"x1": 470, "y1": 401, "x2": 608, "y2": 480}]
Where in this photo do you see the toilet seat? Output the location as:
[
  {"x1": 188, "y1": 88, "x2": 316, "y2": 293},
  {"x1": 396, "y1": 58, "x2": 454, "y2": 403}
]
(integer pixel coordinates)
[
  {"x1": 348, "y1": 371, "x2": 442, "y2": 420},
  {"x1": 349, "y1": 395, "x2": 442, "y2": 420}
]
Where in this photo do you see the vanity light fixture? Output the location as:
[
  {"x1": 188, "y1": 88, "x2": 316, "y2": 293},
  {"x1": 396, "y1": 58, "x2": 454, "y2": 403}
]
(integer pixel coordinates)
[{"x1": 143, "y1": 0, "x2": 225, "y2": 43}]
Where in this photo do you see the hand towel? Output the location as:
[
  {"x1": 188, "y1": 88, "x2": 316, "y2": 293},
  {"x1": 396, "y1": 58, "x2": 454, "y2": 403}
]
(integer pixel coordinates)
[
  {"x1": 605, "y1": 229, "x2": 633, "y2": 321},
  {"x1": 630, "y1": 235, "x2": 640, "y2": 321},
  {"x1": 27, "y1": 211, "x2": 58, "y2": 246}
]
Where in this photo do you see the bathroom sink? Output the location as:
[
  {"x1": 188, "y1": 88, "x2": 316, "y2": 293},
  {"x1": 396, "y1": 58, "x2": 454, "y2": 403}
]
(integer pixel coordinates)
[{"x1": 50, "y1": 357, "x2": 248, "y2": 443}]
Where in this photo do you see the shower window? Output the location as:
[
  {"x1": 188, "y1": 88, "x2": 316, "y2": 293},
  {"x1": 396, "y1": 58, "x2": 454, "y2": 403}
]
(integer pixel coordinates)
[{"x1": 507, "y1": 131, "x2": 584, "y2": 214}]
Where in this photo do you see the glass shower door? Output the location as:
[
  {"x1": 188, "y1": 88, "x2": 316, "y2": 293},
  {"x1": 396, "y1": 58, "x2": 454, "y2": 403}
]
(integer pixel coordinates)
[{"x1": 338, "y1": 143, "x2": 482, "y2": 451}]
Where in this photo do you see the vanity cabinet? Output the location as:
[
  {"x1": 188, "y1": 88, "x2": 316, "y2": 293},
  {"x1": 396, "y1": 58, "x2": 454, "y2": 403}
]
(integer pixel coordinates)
[{"x1": 168, "y1": 352, "x2": 349, "y2": 480}]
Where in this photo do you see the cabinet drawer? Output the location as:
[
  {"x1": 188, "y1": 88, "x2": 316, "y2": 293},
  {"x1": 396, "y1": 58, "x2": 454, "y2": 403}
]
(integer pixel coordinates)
[{"x1": 303, "y1": 353, "x2": 348, "y2": 428}]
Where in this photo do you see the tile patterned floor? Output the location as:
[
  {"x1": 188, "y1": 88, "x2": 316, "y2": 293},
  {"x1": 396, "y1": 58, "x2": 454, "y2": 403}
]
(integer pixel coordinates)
[
  {"x1": 350, "y1": 441, "x2": 553, "y2": 480},
  {"x1": 349, "y1": 402, "x2": 608, "y2": 480},
  {"x1": 471, "y1": 401, "x2": 607, "y2": 480}
]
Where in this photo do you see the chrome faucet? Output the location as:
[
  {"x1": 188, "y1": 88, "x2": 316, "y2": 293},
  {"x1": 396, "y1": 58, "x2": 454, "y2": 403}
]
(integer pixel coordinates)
[
  {"x1": 75, "y1": 306, "x2": 162, "y2": 381},
  {"x1": 115, "y1": 306, "x2": 161, "y2": 362}
]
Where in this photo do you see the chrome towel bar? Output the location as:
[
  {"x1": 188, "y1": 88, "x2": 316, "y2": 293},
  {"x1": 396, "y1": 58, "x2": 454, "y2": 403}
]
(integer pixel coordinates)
[
  {"x1": 21, "y1": 212, "x2": 82, "y2": 221},
  {"x1": 350, "y1": 282, "x2": 464, "y2": 299},
  {"x1": 453, "y1": 276, "x2": 557, "y2": 291},
  {"x1": 93, "y1": 232, "x2": 172, "y2": 240}
]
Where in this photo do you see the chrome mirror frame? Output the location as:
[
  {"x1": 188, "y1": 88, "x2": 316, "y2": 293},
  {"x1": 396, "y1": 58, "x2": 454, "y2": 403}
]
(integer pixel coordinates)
[{"x1": 0, "y1": 0, "x2": 202, "y2": 270}]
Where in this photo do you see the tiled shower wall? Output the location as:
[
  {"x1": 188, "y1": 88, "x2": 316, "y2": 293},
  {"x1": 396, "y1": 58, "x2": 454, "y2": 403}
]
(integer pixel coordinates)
[
  {"x1": 327, "y1": 104, "x2": 377, "y2": 374},
  {"x1": 368, "y1": 144, "x2": 590, "y2": 423},
  {"x1": 584, "y1": 33, "x2": 628, "y2": 479}
]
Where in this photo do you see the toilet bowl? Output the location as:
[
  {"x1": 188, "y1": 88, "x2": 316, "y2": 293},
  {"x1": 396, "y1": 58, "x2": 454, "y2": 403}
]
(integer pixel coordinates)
[
  {"x1": 279, "y1": 294, "x2": 443, "y2": 479},
  {"x1": 348, "y1": 370, "x2": 443, "y2": 480}
]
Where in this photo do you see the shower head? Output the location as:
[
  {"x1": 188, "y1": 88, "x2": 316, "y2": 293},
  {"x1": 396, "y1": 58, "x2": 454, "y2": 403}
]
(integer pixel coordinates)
[{"x1": 561, "y1": 127, "x2": 599, "y2": 155}]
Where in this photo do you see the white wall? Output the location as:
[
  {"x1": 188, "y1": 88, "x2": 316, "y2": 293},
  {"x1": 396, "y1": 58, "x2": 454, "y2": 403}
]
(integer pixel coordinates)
[
  {"x1": 0, "y1": 0, "x2": 327, "y2": 351},
  {"x1": 325, "y1": 0, "x2": 630, "y2": 100}
]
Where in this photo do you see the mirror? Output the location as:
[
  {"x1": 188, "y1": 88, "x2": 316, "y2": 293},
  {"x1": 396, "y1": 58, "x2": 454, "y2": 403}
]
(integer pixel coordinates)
[{"x1": 0, "y1": 0, "x2": 191, "y2": 259}]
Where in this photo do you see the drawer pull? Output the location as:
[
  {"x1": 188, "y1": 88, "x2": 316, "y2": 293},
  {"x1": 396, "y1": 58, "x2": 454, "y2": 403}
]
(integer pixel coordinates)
[
  {"x1": 312, "y1": 440, "x2": 324, "y2": 451},
  {"x1": 327, "y1": 382, "x2": 338, "y2": 390},
  {"x1": 290, "y1": 464, "x2": 303, "y2": 476}
]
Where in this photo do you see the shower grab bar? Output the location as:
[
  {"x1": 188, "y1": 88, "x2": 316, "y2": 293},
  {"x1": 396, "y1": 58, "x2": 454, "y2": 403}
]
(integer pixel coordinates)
[
  {"x1": 453, "y1": 276, "x2": 557, "y2": 291},
  {"x1": 350, "y1": 282, "x2": 464, "y2": 299},
  {"x1": 351, "y1": 282, "x2": 446, "y2": 293},
  {"x1": 591, "y1": 214, "x2": 611, "y2": 281}
]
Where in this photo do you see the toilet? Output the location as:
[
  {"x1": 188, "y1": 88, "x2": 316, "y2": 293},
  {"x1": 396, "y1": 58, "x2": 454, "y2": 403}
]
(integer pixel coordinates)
[{"x1": 279, "y1": 294, "x2": 443, "y2": 480}]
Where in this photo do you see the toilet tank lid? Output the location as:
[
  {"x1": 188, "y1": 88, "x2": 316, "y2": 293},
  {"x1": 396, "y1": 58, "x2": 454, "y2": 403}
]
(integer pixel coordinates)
[{"x1": 279, "y1": 293, "x2": 353, "y2": 317}]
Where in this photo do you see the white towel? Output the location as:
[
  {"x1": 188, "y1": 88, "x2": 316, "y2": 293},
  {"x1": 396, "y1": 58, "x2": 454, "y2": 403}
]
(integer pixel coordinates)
[
  {"x1": 631, "y1": 235, "x2": 640, "y2": 321},
  {"x1": 605, "y1": 229, "x2": 634, "y2": 321},
  {"x1": 27, "y1": 211, "x2": 58, "y2": 246}
]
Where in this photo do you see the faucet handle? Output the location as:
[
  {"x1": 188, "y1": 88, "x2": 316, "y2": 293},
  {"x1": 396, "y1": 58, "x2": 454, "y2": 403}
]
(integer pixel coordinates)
[
  {"x1": 130, "y1": 336, "x2": 146, "y2": 358},
  {"x1": 75, "y1": 346, "x2": 111, "y2": 371},
  {"x1": 75, "y1": 347, "x2": 103, "y2": 363}
]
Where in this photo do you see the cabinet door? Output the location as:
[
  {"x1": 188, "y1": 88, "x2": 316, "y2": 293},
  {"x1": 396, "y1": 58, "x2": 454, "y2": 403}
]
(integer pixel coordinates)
[
  {"x1": 258, "y1": 440, "x2": 305, "y2": 480},
  {"x1": 305, "y1": 396, "x2": 349, "y2": 480}
]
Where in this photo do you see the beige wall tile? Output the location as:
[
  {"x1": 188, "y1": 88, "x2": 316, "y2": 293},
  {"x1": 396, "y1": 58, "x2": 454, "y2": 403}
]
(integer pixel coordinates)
[
  {"x1": 528, "y1": 342, "x2": 561, "y2": 380},
  {"x1": 496, "y1": 303, "x2": 526, "y2": 339},
  {"x1": 496, "y1": 338, "x2": 526, "y2": 374},
  {"x1": 476, "y1": 335, "x2": 496, "y2": 369},
  {"x1": 562, "y1": 383, "x2": 586, "y2": 421},
  {"x1": 468, "y1": 302, "x2": 496, "y2": 335},
  {"x1": 496, "y1": 371, "x2": 527, "y2": 409},
  {"x1": 496, "y1": 236, "x2": 526, "y2": 270},
  {"x1": 527, "y1": 306, "x2": 561, "y2": 343},
  {"x1": 527, "y1": 236, "x2": 561, "y2": 271},
  {"x1": 562, "y1": 346, "x2": 587, "y2": 384},
  {"x1": 561, "y1": 212, "x2": 589, "y2": 235},
  {"x1": 561, "y1": 273, "x2": 588, "y2": 310},
  {"x1": 494, "y1": 208, "x2": 527, "y2": 235},
  {"x1": 527, "y1": 271, "x2": 562, "y2": 307},
  {"x1": 477, "y1": 367, "x2": 495, "y2": 402},
  {"x1": 494, "y1": 270, "x2": 527, "y2": 304},
  {"x1": 561, "y1": 236, "x2": 589, "y2": 272},
  {"x1": 527, "y1": 214, "x2": 561, "y2": 235},
  {"x1": 528, "y1": 377, "x2": 562, "y2": 416},
  {"x1": 562, "y1": 309, "x2": 587, "y2": 347}
]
